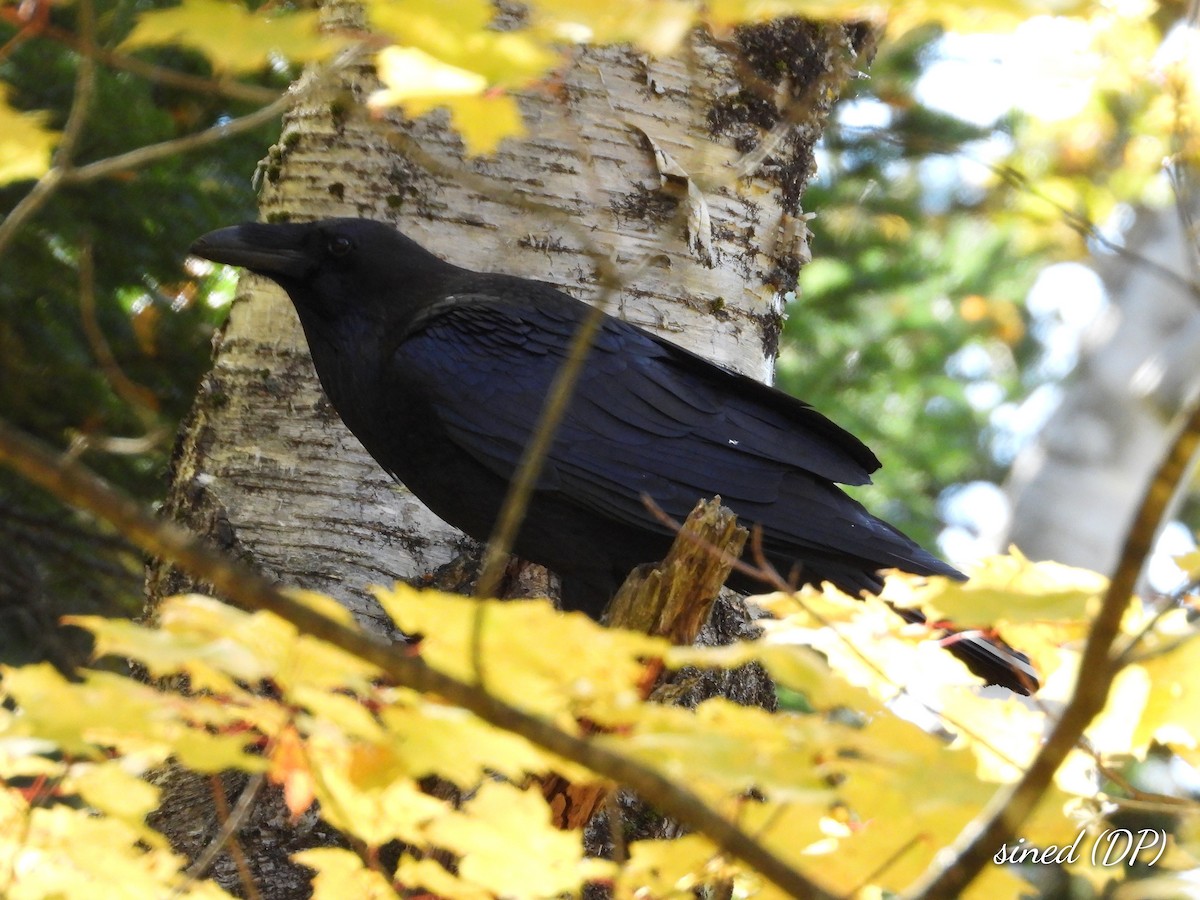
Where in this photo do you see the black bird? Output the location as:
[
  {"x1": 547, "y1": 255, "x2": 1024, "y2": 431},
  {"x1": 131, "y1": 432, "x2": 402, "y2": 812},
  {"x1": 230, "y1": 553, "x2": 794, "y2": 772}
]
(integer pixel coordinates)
[{"x1": 191, "y1": 217, "x2": 1035, "y2": 693}]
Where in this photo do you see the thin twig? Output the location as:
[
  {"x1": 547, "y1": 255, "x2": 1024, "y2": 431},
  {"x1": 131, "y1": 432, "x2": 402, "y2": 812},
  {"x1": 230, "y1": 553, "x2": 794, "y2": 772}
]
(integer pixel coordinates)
[
  {"x1": 77, "y1": 239, "x2": 161, "y2": 420},
  {"x1": 0, "y1": 91, "x2": 293, "y2": 260},
  {"x1": 906, "y1": 395, "x2": 1200, "y2": 900},
  {"x1": 853, "y1": 832, "x2": 927, "y2": 896},
  {"x1": 177, "y1": 773, "x2": 265, "y2": 898},
  {"x1": 606, "y1": 790, "x2": 628, "y2": 864},
  {"x1": 468, "y1": 91, "x2": 642, "y2": 599},
  {"x1": 0, "y1": 417, "x2": 838, "y2": 900},
  {"x1": 0, "y1": 169, "x2": 63, "y2": 260},
  {"x1": 835, "y1": 123, "x2": 1200, "y2": 304},
  {"x1": 51, "y1": 0, "x2": 96, "y2": 170},
  {"x1": 0, "y1": 0, "x2": 97, "y2": 261},
  {"x1": 64, "y1": 91, "x2": 292, "y2": 184},
  {"x1": 1113, "y1": 574, "x2": 1200, "y2": 665}
]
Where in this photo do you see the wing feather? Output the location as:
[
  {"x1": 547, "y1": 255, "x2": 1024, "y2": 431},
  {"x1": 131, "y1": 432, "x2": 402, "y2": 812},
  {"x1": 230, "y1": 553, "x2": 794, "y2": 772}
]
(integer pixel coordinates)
[{"x1": 390, "y1": 285, "x2": 938, "y2": 573}]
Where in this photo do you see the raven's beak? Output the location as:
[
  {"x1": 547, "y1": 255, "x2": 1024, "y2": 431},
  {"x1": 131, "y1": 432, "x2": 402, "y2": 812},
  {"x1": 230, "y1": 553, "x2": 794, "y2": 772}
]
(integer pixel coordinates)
[{"x1": 190, "y1": 223, "x2": 314, "y2": 280}]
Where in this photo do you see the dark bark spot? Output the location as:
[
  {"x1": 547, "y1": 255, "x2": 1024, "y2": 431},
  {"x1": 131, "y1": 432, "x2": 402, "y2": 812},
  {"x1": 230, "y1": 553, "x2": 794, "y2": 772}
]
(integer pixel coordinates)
[{"x1": 609, "y1": 183, "x2": 680, "y2": 226}]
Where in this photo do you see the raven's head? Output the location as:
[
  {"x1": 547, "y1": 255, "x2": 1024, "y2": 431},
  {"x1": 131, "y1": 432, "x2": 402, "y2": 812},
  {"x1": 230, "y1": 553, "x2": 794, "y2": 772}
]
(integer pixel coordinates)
[{"x1": 190, "y1": 218, "x2": 454, "y2": 325}]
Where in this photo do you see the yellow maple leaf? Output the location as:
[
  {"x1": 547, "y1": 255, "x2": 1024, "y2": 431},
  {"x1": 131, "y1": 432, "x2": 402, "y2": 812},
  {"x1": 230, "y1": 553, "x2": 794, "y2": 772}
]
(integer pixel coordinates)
[
  {"x1": 528, "y1": 0, "x2": 697, "y2": 56},
  {"x1": 158, "y1": 594, "x2": 381, "y2": 693},
  {"x1": 374, "y1": 584, "x2": 667, "y2": 715},
  {"x1": 312, "y1": 751, "x2": 449, "y2": 846},
  {"x1": 12, "y1": 805, "x2": 234, "y2": 898},
  {"x1": 69, "y1": 611, "x2": 255, "y2": 695},
  {"x1": 892, "y1": 549, "x2": 1106, "y2": 627},
  {"x1": 269, "y1": 725, "x2": 316, "y2": 819},
  {"x1": 425, "y1": 781, "x2": 614, "y2": 895},
  {"x1": 394, "y1": 856, "x2": 491, "y2": 900},
  {"x1": 1132, "y1": 622, "x2": 1200, "y2": 752},
  {"x1": 64, "y1": 761, "x2": 162, "y2": 842},
  {"x1": 597, "y1": 697, "x2": 853, "y2": 804},
  {"x1": 120, "y1": 0, "x2": 339, "y2": 73},
  {"x1": 366, "y1": 0, "x2": 558, "y2": 87},
  {"x1": 377, "y1": 700, "x2": 567, "y2": 783},
  {"x1": 1, "y1": 664, "x2": 259, "y2": 772},
  {"x1": 1174, "y1": 550, "x2": 1200, "y2": 582},
  {"x1": 294, "y1": 848, "x2": 399, "y2": 900},
  {"x1": 0, "y1": 95, "x2": 58, "y2": 185},
  {"x1": 372, "y1": 90, "x2": 526, "y2": 156},
  {"x1": 616, "y1": 834, "x2": 726, "y2": 898},
  {"x1": 371, "y1": 46, "x2": 488, "y2": 103},
  {"x1": 369, "y1": 42, "x2": 528, "y2": 155}
]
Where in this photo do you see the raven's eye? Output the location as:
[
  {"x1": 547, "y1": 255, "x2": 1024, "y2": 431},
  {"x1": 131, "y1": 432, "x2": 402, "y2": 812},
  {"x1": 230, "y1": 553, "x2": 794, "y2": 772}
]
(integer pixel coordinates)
[{"x1": 328, "y1": 236, "x2": 354, "y2": 258}]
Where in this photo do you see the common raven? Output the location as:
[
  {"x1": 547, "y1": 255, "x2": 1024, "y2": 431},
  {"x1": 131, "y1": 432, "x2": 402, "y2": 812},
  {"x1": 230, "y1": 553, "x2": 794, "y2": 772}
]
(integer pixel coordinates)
[{"x1": 191, "y1": 217, "x2": 1034, "y2": 692}]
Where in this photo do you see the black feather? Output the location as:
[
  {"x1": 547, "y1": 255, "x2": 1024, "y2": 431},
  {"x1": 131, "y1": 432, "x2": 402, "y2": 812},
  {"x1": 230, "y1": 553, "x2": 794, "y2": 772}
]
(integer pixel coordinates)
[{"x1": 190, "y1": 217, "x2": 1034, "y2": 694}]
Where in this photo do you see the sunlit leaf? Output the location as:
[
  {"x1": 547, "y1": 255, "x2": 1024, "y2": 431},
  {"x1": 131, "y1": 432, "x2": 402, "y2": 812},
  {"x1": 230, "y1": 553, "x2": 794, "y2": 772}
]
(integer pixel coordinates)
[
  {"x1": 373, "y1": 91, "x2": 526, "y2": 156},
  {"x1": 374, "y1": 585, "x2": 667, "y2": 716},
  {"x1": 894, "y1": 548, "x2": 1105, "y2": 626},
  {"x1": 1132, "y1": 621, "x2": 1200, "y2": 751},
  {"x1": 296, "y1": 848, "x2": 400, "y2": 900},
  {"x1": 371, "y1": 47, "x2": 488, "y2": 102},
  {"x1": 0, "y1": 96, "x2": 58, "y2": 185},
  {"x1": 395, "y1": 856, "x2": 492, "y2": 900},
  {"x1": 529, "y1": 0, "x2": 698, "y2": 56},
  {"x1": 616, "y1": 834, "x2": 726, "y2": 898},
  {"x1": 312, "y1": 753, "x2": 449, "y2": 846},
  {"x1": 5, "y1": 805, "x2": 234, "y2": 898},
  {"x1": 121, "y1": 0, "x2": 338, "y2": 72},
  {"x1": 65, "y1": 761, "x2": 162, "y2": 841},
  {"x1": 424, "y1": 781, "x2": 615, "y2": 896},
  {"x1": 377, "y1": 700, "x2": 568, "y2": 783},
  {"x1": 597, "y1": 697, "x2": 849, "y2": 803},
  {"x1": 366, "y1": 0, "x2": 558, "y2": 87},
  {"x1": 0, "y1": 664, "x2": 264, "y2": 774},
  {"x1": 1174, "y1": 550, "x2": 1200, "y2": 582}
]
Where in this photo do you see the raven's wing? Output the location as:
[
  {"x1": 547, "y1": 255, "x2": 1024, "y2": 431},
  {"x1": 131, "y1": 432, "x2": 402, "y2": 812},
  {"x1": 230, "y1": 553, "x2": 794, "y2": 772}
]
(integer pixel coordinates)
[{"x1": 391, "y1": 282, "x2": 950, "y2": 580}]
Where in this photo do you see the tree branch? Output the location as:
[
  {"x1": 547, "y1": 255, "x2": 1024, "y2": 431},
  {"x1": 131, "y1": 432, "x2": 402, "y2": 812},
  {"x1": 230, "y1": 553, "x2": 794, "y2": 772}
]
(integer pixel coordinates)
[
  {"x1": 906, "y1": 394, "x2": 1200, "y2": 899},
  {"x1": 0, "y1": 0, "x2": 95, "y2": 260},
  {"x1": 64, "y1": 92, "x2": 292, "y2": 184},
  {"x1": 0, "y1": 416, "x2": 838, "y2": 900}
]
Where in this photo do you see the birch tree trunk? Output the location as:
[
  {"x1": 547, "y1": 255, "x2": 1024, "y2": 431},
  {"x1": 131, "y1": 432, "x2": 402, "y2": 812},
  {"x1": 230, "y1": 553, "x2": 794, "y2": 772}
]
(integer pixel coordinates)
[
  {"x1": 1003, "y1": 203, "x2": 1200, "y2": 574},
  {"x1": 148, "y1": 12, "x2": 869, "y2": 895}
]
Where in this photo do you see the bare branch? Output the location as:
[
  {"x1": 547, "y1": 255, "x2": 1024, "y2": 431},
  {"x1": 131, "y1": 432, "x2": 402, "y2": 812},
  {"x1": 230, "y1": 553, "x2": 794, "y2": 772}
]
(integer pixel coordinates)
[
  {"x1": 0, "y1": 90, "x2": 292, "y2": 260},
  {"x1": 76, "y1": 239, "x2": 161, "y2": 421},
  {"x1": 907, "y1": 394, "x2": 1200, "y2": 900},
  {"x1": 178, "y1": 774, "x2": 265, "y2": 900},
  {"x1": 0, "y1": 0, "x2": 96, "y2": 260},
  {"x1": 64, "y1": 92, "x2": 292, "y2": 184},
  {"x1": 51, "y1": 0, "x2": 96, "y2": 170},
  {"x1": 835, "y1": 123, "x2": 1200, "y2": 305},
  {"x1": 0, "y1": 6, "x2": 281, "y2": 103}
]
